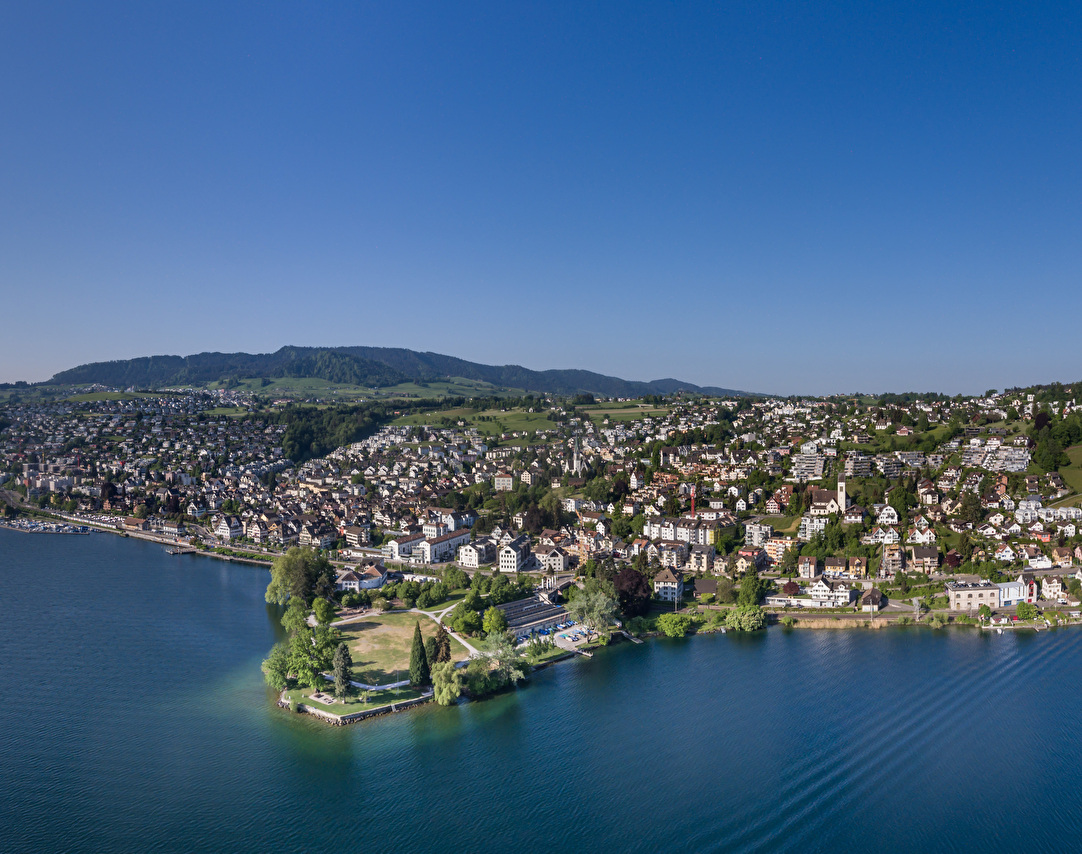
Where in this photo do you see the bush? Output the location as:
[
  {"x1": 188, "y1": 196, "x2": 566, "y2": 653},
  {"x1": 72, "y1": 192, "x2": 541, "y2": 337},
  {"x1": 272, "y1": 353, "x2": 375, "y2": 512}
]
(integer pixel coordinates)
[
  {"x1": 781, "y1": 616, "x2": 796, "y2": 628},
  {"x1": 657, "y1": 613, "x2": 697, "y2": 638}
]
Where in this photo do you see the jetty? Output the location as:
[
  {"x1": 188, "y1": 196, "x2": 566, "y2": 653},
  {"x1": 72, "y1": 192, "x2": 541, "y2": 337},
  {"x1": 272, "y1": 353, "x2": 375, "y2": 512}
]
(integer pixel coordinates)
[{"x1": 165, "y1": 546, "x2": 198, "y2": 555}]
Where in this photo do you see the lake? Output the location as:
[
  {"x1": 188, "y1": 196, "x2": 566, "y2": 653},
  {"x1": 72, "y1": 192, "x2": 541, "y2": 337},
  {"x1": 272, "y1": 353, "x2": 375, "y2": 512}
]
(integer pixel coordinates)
[{"x1": 3, "y1": 527, "x2": 1082, "y2": 853}]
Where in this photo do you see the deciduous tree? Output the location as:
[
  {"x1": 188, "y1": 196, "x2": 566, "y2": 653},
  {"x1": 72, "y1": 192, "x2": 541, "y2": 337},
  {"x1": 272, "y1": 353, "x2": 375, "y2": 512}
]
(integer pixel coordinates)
[
  {"x1": 431, "y1": 660, "x2": 464, "y2": 705},
  {"x1": 482, "y1": 605, "x2": 509, "y2": 636},
  {"x1": 613, "y1": 566, "x2": 651, "y2": 617}
]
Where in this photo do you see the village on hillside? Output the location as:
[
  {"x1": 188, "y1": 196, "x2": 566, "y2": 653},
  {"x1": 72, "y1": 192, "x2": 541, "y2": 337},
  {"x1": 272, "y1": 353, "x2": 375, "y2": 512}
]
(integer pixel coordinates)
[{"x1": 4, "y1": 384, "x2": 1082, "y2": 641}]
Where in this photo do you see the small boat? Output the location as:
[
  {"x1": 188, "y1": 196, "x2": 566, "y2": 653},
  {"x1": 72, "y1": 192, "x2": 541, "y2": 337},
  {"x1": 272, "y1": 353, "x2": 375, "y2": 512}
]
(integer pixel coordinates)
[{"x1": 996, "y1": 628, "x2": 1003, "y2": 635}]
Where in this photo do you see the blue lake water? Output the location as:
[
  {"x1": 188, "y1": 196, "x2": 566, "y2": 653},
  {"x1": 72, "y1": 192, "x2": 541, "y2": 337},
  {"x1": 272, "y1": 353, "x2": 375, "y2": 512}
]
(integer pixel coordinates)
[{"x1": 3, "y1": 526, "x2": 1082, "y2": 852}]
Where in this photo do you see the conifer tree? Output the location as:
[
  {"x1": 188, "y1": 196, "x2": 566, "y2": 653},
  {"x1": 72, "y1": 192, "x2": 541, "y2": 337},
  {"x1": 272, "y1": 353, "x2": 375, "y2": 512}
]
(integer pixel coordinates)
[
  {"x1": 433, "y1": 623, "x2": 452, "y2": 664},
  {"x1": 409, "y1": 622, "x2": 430, "y2": 686},
  {"x1": 333, "y1": 642, "x2": 353, "y2": 698}
]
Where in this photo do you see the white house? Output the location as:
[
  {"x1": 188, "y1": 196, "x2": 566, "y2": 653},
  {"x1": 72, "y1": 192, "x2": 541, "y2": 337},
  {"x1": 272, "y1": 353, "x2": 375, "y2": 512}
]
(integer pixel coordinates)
[
  {"x1": 997, "y1": 579, "x2": 1026, "y2": 607},
  {"x1": 653, "y1": 568, "x2": 684, "y2": 602}
]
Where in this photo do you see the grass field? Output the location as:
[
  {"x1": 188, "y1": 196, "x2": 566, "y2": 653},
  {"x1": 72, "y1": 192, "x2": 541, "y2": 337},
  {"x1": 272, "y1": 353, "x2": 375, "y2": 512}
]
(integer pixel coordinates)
[
  {"x1": 337, "y1": 611, "x2": 470, "y2": 686},
  {"x1": 760, "y1": 515, "x2": 800, "y2": 535},
  {"x1": 393, "y1": 406, "x2": 556, "y2": 438},
  {"x1": 1060, "y1": 446, "x2": 1082, "y2": 494},
  {"x1": 283, "y1": 683, "x2": 429, "y2": 715}
]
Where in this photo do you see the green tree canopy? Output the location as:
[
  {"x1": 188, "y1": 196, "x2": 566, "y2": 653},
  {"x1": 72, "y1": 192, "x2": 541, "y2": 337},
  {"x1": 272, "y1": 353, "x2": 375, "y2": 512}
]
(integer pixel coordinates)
[
  {"x1": 613, "y1": 566, "x2": 651, "y2": 617},
  {"x1": 261, "y1": 642, "x2": 290, "y2": 691},
  {"x1": 431, "y1": 660, "x2": 464, "y2": 706},
  {"x1": 656, "y1": 612, "x2": 696, "y2": 638},
  {"x1": 482, "y1": 605, "x2": 509, "y2": 636},
  {"x1": 265, "y1": 547, "x2": 333, "y2": 606},
  {"x1": 313, "y1": 597, "x2": 336, "y2": 626}
]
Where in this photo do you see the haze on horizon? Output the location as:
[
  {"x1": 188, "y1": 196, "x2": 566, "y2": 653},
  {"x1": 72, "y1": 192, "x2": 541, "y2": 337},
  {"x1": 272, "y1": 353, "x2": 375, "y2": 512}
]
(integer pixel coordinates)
[{"x1": 1, "y1": 2, "x2": 1080, "y2": 396}]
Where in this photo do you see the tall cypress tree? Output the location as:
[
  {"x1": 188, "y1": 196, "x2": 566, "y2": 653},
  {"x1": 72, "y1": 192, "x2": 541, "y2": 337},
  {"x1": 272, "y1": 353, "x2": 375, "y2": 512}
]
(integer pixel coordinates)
[
  {"x1": 409, "y1": 622, "x2": 430, "y2": 686},
  {"x1": 333, "y1": 642, "x2": 353, "y2": 698}
]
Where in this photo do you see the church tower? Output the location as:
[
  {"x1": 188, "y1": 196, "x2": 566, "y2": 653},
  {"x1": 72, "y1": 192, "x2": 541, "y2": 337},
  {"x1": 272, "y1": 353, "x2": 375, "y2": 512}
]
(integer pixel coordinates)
[{"x1": 837, "y1": 472, "x2": 847, "y2": 510}]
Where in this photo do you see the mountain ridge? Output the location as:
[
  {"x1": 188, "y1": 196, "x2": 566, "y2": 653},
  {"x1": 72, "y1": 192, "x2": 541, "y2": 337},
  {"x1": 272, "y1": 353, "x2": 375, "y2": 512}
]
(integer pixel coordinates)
[{"x1": 46, "y1": 346, "x2": 754, "y2": 398}]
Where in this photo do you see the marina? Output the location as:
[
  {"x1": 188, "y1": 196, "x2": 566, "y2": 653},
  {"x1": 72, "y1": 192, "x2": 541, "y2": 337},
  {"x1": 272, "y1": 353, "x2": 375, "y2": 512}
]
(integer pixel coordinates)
[{"x1": 0, "y1": 518, "x2": 91, "y2": 535}]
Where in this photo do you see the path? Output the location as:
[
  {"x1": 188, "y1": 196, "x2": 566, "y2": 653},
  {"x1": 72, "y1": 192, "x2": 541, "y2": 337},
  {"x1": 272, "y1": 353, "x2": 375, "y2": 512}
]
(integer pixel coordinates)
[
  {"x1": 322, "y1": 673, "x2": 410, "y2": 692},
  {"x1": 411, "y1": 606, "x2": 481, "y2": 656}
]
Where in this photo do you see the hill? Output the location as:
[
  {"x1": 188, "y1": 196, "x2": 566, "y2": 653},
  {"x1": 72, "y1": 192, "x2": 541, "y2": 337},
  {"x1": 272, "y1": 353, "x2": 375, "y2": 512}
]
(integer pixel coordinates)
[{"x1": 46, "y1": 345, "x2": 752, "y2": 398}]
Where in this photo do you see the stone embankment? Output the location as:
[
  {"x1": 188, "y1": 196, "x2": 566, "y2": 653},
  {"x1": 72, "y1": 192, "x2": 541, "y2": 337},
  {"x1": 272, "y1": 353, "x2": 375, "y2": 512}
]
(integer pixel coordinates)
[{"x1": 278, "y1": 690, "x2": 434, "y2": 725}]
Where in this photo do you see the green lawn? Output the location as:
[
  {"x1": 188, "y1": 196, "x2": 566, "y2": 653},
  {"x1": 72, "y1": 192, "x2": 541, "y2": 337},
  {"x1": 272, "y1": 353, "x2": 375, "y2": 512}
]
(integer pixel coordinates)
[
  {"x1": 283, "y1": 683, "x2": 429, "y2": 715},
  {"x1": 393, "y1": 406, "x2": 555, "y2": 438},
  {"x1": 337, "y1": 611, "x2": 470, "y2": 686},
  {"x1": 1059, "y1": 445, "x2": 1082, "y2": 495},
  {"x1": 525, "y1": 645, "x2": 573, "y2": 666},
  {"x1": 760, "y1": 515, "x2": 800, "y2": 535}
]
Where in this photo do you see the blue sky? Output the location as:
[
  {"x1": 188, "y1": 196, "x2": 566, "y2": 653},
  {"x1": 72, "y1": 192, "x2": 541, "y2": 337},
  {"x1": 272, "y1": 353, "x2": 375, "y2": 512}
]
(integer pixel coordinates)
[{"x1": 1, "y1": 1, "x2": 1079, "y2": 394}]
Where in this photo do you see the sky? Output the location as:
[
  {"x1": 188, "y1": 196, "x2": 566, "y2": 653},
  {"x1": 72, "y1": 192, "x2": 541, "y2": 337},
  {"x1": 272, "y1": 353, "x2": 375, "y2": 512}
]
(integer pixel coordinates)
[{"x1": 1, "y1": 1, "x2": 1080, "y2": 395}]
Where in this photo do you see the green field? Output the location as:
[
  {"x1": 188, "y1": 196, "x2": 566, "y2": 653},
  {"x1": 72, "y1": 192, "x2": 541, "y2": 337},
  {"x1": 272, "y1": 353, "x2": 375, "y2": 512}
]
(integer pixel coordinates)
[
  {"x1": 393, "y1": 406, "x2": 556, "y2": 437},
  {"x1": 337, "y1": 611, "x2": 470, "y2": 686},
  {"x1": 1055, "y1": 445, "x2": 1082, "y2": 500},
  {"x1": 283, "y1": 683, "x2": 429, "y2": 715},
  {"x1": 584, "y1": 407, "x2": 670, "y2": 424},
  {"x1": 760, "y1": 515, "x2": 800, "y2": 535}
]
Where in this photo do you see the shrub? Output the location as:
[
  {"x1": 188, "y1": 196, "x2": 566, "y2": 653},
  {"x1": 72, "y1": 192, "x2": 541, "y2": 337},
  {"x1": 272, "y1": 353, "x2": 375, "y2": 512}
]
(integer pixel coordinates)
[
  {"x1": 656, "y1": 613, "x2": 696, "y2": 638},
  {"x1": 781, "y1": 616, "x2": 796, "y2": 628}
]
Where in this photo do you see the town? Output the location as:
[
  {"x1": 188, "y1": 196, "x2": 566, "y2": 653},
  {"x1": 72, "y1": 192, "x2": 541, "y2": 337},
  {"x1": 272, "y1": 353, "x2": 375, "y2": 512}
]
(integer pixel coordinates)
[{"x1": 4, "y1": 382, "x2": 1082, "y2": 717}]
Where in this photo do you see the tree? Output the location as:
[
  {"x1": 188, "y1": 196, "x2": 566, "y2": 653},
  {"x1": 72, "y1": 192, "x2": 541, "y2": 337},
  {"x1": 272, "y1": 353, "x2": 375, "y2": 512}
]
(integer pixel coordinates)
[
  {"x1": 281, "y1": 597, "x2": 309, "y2": 635},
  {"x1": 780, "y1": 548, "x2": 798, "y2": 577},
  {"x1": 433, "y1": 623, "x2": 453, "y2": 663},
  {"x1": 977, "y1": 604, "x2": 992, "y2": 621},
  {"x1": 312, "y1": 597, "x2": 336, "y2": 626},
  {"x1": 567, "y1": 591, "x2": 618, "y2": 642},
  {"x1": 288, "y1": 631, "x2": 324, "y2": 690},
  {"x1": 725, "y1": 605, "x2": 766, "y2": 631},
  {"x1": 453, "y1": 609, "x2": 482, "y2": 635},
  {"x1": 1017, "y1": 601, "x2": 1038, "y2": 620},
  {"x1": 431, "y1": 660, "x2": 464, "y2": 705},
  {"x1": 443, "y1": 566, "x2": 469, "y2": 589},
  {"x1": 738, "y1": 569, "x2": 764, "y2": 608},
  {"x1": 424, "y1": 635, "x2": 438, "y2": 666},
  {"x1": 261, "y1": 642, "x2": 290, "y2": 691},
  {"x1": 958, "y1": 492, "x2": 982, "y2": 525},
  {"x1": 409, "y1": 622, "x2": 430, "y2": 686},
  {"x1": 613, "y1": 566, "x2": 651, "y2": 617},
  {"x1": 332, "y1": 642, "x2": 353, "y2": 698},
  {"x1": 483, "y1": 606, "x2": 509, "y2": 636},
  {"x1": 480, "y1": 631, "x2": 528, "y2": 688},
  {"x1": 265, "y1": 547, "x2": 332, "y2": 606},
  {"x1": 656, "y1": 613, "x2": 695, "y2": 638}
]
